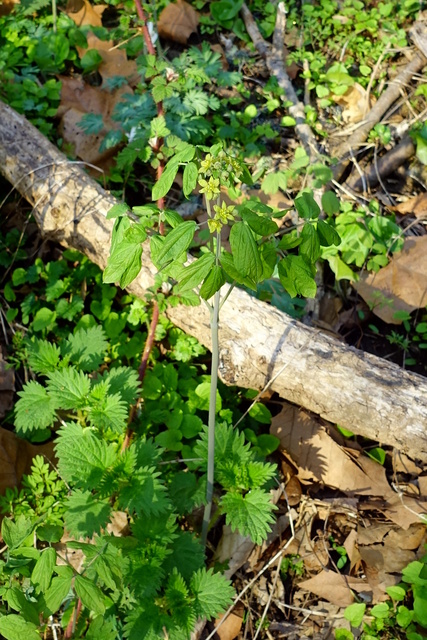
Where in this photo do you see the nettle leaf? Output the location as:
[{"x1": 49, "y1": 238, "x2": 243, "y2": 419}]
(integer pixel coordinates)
[
  {"x1": 229, "y1": 222, "x2": 263, "y2": 282},
  {"x1": 75, "y1": 575, "x2": 106, "y2": 616},
  {"x1": 55, "y1": 423, "x2": 116, "y2": 488},
  {"x1": 194, "y1": 422, "x2": 251, "y2": 468},
  {"x1": 300, "y1": 223, "x2": 321, "y2": 262},
  {"x1": 27, "y1": 338, "x2": 61, "y2": 375},
  {"x1": 183, "y1": 162, "x2": 198, "y2": 198},
  {"x1": 118, "y1": 467, "x2": 170, "y2": 517},
  {"x1": 278, "y1": 255, "x2": 316, "y2": 298},
  {"x1": 217, "y1": 460, "x2": 276, "y2": 491},
  {"x1": 241, "y1": 210, "x2": 278, "y2": 236},
  {"x1": 101, "y1": 366, "x2": 140, "y2": 406},
  {"x1": 31, "y1": 547, "x2": 56, "y2": 594},
  {"x1": 64, "y1": 325, "x2": 108, "y2": 372},
  {"x1": 15, "y1": 381, "x2": 58, "y2": 433},
  {"x1": 47, "y1": 368, "x2": 90, "y2": 410},
  {"x1": 317, "y1": 219, "x2": 341, "y2": 246},
  {"x1": 174, "y1": 253, "x2": 215, "y2": 293},
  {"x1": 152, "y1": 221, "x2": 196, "y2": 268},
  {"x1": 199, "y1": 265, "x2": 226, "y2": 300},
  {"x1": 65, "y1": 490, "x2": 112, "y2": 538},
  {"x1": 87, "y1": 386, "x2": 128, "y2": 433},
  {"x1": 219, "y1": 489, "x2": 277, "y2": 545},
  {"x1": 190, "y1": 568, "x2": 234, "y2": 621},
  {"x1": 295, "y1": 191, "x2": 321, "y2": 219},
  {"x1": 0, "y1": 615, "x2": 40, "y2": 640}
]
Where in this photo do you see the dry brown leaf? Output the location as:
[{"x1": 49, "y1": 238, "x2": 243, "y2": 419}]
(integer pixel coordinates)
[
  {"x1": 66, "y1": 0, "x2": 105, "y2": 27},
  {"x1": 355, "y1": 236, "x2": 427, "y2": 323},
  {"x1": 297, "y1": 570, "x2": 369, "y2": 606},
  {"x1": 214, "y1": 526, "x2": 255, "y2": 579},
  {"x1": 158, "y1": 0, "x2": 199, "y2": 44},
  {"x1": 214, "y1": 613, "x2": 243, "y2": 640},
  {"x1": 392, "y1": 193, "x2": 427, "y2": 219},
  {"x1": 0, "y1": 427, "x2": 55, "y2": 497},
  {"x1": 331, "y1": 83, "x2": 374, "y2": 124},
  {"x1": 0, "y1": 0, "x2": 19, "y2": 17}
]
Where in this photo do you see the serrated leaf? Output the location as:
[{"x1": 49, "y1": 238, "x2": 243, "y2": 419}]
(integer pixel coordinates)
[
  {"x1": 152, "y1": 221, "x2": 196, "y2": 268},
  {"x1": 14, "y1": 381, "x2": 58, "y2": 433},
  {"x1": 295, "y1": 191, "x2": 321, "y2": 219},
  {"x1": 300, "y1": 223, "x2": 321, "y2": 262},
  {"x1": 75, "y1": 575, "x2": 106, "y2": 616},
  {"x1": 43, "y1": 570, "x2": 73, "y2": 616},
  {"x1": 101, "y1": 366, "x2": 140, "y2": 406},
  {"x1": 321, "y1": 190, "x2": 340, "y2": 216},
  {"x1": 174, "y1": 253, "x2": 215, "y2": 293},
  {"x1": 5, "y1": 587, "x2": 40, "y2": 626},
  {"x1": 118, "y1": 467, "x2": 170, "y2": 517},
  {"x1": 183, "y1": 162, "x2": 198, "y2": 197},
  {"x1": 31, "y1": 547, "x2": 56, "y2": 594},
  {"x1": 278, "y1": 255, "x2": 316, "y2": 298},
  {"x1": 64, "y1": 326, "x2": 108, "y2": 372},
  {"x1": 65, "y1": 490, "x2": 112, "y2": 538},
  {"x1": 0, "y1": 615, "x2": 40, "y2": 640},
  {"x1": 194, "y1": 422, "x2": 251, "y2": 467},
  {"x1": 55, "y1": 423, "x2": 116, "y2": 488},
  {"x1": 190, "y1": 568, "x2": 234, "y2": 621},
  {"x1": 219, "y1": 489, "x2": 277, "y2": 544},
  {"x1": 241, "y1": 210, "x2": 278, "y2": 236},
  {"x1": 199, "y1": 265, "x2": 225, "y2": 300},
  {"x1": 87, "y1": 386, "x2": 128, "y2": 433},
  {"x1": 316, "y1": 219, "x2": 341, "y2": 246},
  {"x1": 229, "y1": 222, "x2": 263, "y2": 282},
  {"x1": 47, "y1": 368, "x2": 90, "y2": 410},
  {"x1": 27, "y1": 338, "x2": 61, "y2": 374},
  {"x1": 1, "y1": 515, "x2": 35, "y2": 551}
]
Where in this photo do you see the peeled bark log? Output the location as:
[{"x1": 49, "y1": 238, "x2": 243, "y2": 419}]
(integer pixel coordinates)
[{"x1": 1, "y1": 100, "x2": 427, "y2": 460}]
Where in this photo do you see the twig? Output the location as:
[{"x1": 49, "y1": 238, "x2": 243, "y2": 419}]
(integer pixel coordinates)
[
  {"x1": 350, "y1": 135, "x2": 415, "y2": 191},
  {"x1": 364, "y1": 43, "x2": 391, "y2": 117},
  {"x1": 241, "y1": 2, "x2": 320, "y2": 163}
]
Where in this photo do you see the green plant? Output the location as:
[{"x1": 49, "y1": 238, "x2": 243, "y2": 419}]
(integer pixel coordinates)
[{"x1": 335, "y1": 547, "x2": 427, "y2": 639}]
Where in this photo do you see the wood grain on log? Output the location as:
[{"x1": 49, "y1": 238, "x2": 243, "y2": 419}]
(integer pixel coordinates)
[{"x1": 1, "y1": 100, "x2": 427, "y2": 460}]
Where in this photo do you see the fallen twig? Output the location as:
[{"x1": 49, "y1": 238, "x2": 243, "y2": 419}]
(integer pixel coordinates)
[{"x1": 350, "y1": 135, "x2": 415, "y2": 191}]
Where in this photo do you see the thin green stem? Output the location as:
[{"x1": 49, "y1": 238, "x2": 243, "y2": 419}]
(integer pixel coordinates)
[{"x1": 201, "y1": 230, "x2": 222, "y2": 546}]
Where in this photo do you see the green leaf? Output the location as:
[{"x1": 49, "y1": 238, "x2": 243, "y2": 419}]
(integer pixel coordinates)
[
  {"x1": 414, "y1": 585, "x2": 427, "y2": 626},
  {"x1": 103, "y1": 241, "x2": 143, "y2": 288},
  {"x1": 75, "y1": 575, "x2": 106, "y2": 616},
  {"x1": 55, "y1": 423, "x2": 117, "y2": 487},
  {"x1": 321, "y1": 191, "x2": 340, "y2": 216},
  {"x1": 4, "y1": 588, "x2": 40, "y2": 626},
  {"x1": 278, "y1": 255, "x2": 316, "y2": 297},
  {"x1": 220, "y1": 252, "x2": 257, "y2": 290},
  {"x1": 15, "y1": 381, "x2": 57, "y2": 433},
  {"x1": 43, "y1": 567, "x2": 74, "y2": 616},
  {"x1": 229, "y1": 222, "x2": 263, "y2": 282},
  {"x1": 199, "y1": 265, "x2": 226, "y2": 300},
  {"x1": 190, "y1": 568, "x2": 234, "y2": 620},
  {"x1": 278, "y1": 230, "x2": 301, "y2": 251},
  {"x1": 300, "y1": 223, "x2": 321, "y2": 262},
  {"x1": 183, "y1": 162, "x2": 199, "y2": 197},
  {"x1": 27, "y1": 338, "x2": 61, "y2": 375},
  {"x1": 31, "y1": 547, "x2": 56, "y2": 594},
  {"x1": 32, "y1": 307, "x2": 56, "y2": 332},
  {"x1": 317, "y1": 219, "x2": 341, "y2": 246},
  {"x1": 241, "y1": 210, "x2": 278, "y2": 236},
  {"x1": 65, "y1": 490, "x2": 112, "y2": 538},
  {"x1": 47, "y1": 368, "x2": 90, "y2": 410},
  {"x1": 152, "y1": 221, "x2": 196, "y2": 268},
  {"x1": 295, "y1": 192, "x2": 321, "y2": 219},
  {"x1": 152, "y1": 162, "x2": 180, "y2": 202},
  {"x1": 80, "y1": 48, "x2": 103, "y2": 72},
  {"x1": 1, "y1": 515, "x2": 35, "y2": 551},
  {"x1": 220, "y1": 489, "x2": 277, "y2": 544},
  {"x1": 344, "y1": 602, "x2": 366, "y2": 627},
  {"x1": 64, "y1": 326, "x2": 108, "y2": 372},
  {"x1": 0, "y1": 615, "x2": 40, "y2": 640},
  {"x1": 261, "y1": 170, "x2": 288, "y2": 195},
  {"x1": 118, "y1": 466, "x2": 170, "y2": 517},
  {"x1": 248, "y1": 402, "x2": 272, "y2": 424},
  {"x1": 174, "y1": 253, "x2": 215, "y2": 293},
  {"x1": 106, "y1": 203, "x2": 131, "y2": 219},
  {"x1": 87, "y1": 386, "x2": 128, "y2": 433}
]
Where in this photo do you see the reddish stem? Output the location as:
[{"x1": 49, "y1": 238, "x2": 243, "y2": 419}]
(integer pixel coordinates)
[{"x1": 64, "y1": 597, "x2": 82, "y2": 639}]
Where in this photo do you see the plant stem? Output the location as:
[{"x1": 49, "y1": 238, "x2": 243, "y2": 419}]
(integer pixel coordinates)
[{"x1": 202, "y1": 230, "x2": 222, "y2": 546}]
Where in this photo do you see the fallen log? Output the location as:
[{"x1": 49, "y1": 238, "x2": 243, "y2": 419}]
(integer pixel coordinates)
[{"x1": 1, "y1": 100, "x2": 427, "y2": 461}]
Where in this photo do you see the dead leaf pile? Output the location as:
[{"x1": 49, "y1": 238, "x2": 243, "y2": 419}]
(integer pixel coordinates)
[{"x1": 158, "y1": 0, "x2": 200, "y2": 45}]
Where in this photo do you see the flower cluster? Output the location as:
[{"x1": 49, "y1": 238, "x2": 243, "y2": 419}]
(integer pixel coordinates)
[
  {"x1": 207, "y1": 201, "x2": 236, "y2": 233},
  {"x1": 198, "y1": 150, "x2": 243, "y2": 184}
]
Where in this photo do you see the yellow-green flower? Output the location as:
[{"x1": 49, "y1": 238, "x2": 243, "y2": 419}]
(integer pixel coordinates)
[
  {"x1": 198, "y1": 176, "x2": 220, "y2": 200},
  {"x1": 213, "y1": 202, "x2": 236, "y2": 224},
  {"x1": 207, "y1": 217, "x2": 223, "y2": 233},
  {"x1": 199, "y1": 154, "x2": 213, "y2": 176}
]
